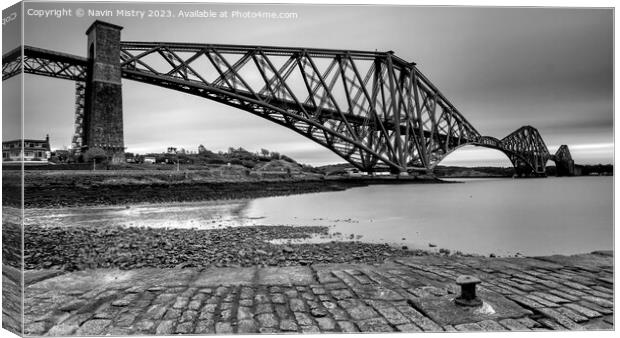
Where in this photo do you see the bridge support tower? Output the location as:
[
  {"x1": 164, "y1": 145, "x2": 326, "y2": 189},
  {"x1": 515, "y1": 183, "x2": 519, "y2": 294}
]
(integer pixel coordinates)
[
  {"x1": 83, "y1": 21, "x2": 125, "y2": 164},
  {"x1": 553, "y1": 145, "x2": 575, "y2": 176}
]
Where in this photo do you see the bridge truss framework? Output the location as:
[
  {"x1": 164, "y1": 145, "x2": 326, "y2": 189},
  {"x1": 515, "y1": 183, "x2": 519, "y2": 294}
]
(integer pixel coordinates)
[{"x1": 2, "y1": 21, "x2": 571, "y2": 176}]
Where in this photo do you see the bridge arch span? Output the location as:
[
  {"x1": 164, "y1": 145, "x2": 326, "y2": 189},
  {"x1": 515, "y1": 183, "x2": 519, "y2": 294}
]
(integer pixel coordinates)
[
  {"x1": 119, "y1": 63, "x2": 399, "y2": 172},
  {"x1": 431, "y1": 126, "x2": 552, "y2": 177},
  {"x1": 434, "y1": 142, "x2": 549, "y2": 177},
  {"x1": 433, "y1": 144, "x2": 550, "y2": 178}
]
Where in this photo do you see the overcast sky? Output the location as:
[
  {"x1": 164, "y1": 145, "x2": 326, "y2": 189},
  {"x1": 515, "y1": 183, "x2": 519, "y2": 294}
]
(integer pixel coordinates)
[{"x1": 2, "y1": 2, "x2": 613, "y2": 166}]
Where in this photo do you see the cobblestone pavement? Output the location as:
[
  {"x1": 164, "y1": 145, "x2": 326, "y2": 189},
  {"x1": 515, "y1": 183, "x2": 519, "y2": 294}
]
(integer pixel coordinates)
[
  {"x1": 2, "y1": 265, "x2": 23, "y2": 334},
  {"x1": 21, "y1": 252, "x2": 613, "y2": 335}
]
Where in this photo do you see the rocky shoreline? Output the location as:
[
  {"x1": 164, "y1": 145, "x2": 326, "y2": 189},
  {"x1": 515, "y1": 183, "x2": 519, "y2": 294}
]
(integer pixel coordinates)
[
  {"x1": 3, "y1": 171, "x2": 447, "y2": 208},
  {"x1": 5, "y1": 179, "x2": 366, "y2": 208},
  {"x1": 16, "y1": 223, "x2": 435, "y2": 272}
]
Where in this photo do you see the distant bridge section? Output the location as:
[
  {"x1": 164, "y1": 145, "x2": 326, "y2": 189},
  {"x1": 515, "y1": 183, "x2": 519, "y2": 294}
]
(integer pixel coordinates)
[
  {"x1": 551, "y1": 145, "x2": 575, "y2": 176},
  {"x1": 2, "y1": 20, "x2": 572, "y2": 177}
]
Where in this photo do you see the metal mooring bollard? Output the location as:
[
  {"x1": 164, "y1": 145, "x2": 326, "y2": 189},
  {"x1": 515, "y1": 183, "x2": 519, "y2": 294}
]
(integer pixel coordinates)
[{"x1": 455, "y1": 275, "x2": 482, "y2": 307}]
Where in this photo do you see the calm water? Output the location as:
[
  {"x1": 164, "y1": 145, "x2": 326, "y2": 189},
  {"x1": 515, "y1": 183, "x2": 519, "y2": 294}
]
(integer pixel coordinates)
[
  {"x1": 243, "y1": 176, "x2": 613, "y2": 256},
  {"x1": 25, "y1": 176, "x2": 613, "y2": 256}
]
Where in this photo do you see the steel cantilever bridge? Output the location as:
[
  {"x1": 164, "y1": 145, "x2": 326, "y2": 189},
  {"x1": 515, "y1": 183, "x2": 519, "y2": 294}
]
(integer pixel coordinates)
[{"x1": 3, "y1": 21, "x2": 573, "y2": 176}]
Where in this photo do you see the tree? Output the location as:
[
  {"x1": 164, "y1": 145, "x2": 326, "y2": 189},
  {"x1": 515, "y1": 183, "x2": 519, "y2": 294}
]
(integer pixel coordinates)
[
  {"x1": 198, "y1": 144, "x2": 207, "y2": 154},
  {"x1": 261, "y1": 148, "x2": 270, "y2": 157},
  {"x1": 82, "y1": 147, "x2": 108, "y2": 164}
]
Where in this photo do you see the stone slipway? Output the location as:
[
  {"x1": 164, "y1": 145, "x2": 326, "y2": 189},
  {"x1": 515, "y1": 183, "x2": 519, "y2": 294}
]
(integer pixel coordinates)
[{"x1": 17, "y1": 251, "x2": 614, "y2": 335}]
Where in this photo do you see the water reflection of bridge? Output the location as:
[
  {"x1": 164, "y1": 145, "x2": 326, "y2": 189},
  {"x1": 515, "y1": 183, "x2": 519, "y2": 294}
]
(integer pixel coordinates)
[{"x1": 2, "y1": 21, "x2": 575, "y2": 177}]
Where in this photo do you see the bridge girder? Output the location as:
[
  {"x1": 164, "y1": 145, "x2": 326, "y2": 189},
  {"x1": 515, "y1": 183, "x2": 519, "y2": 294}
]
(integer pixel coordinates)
[
  {"x1": 552, "y1": 144, "x2": 575, "y2": 176},
  {"x1": 118, "y1": 42, "x2": 483, "y2": 172},
  {"x1": 2, "y1": 46, "x2": 87, "y2": 81},
  {"x1": 500, "y1": 126, "x2": 550, "y2": 176},
  {"x1": 3, "y1": 44, "x2": 555, "y2": 175},
  {"x1": 553, "y1": 144, "x2": 572, "y2": 162}
]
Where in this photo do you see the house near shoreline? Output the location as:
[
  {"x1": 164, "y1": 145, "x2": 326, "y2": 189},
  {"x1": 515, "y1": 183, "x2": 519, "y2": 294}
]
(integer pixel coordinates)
[{"x1": 2, "y1": 135, "x2": 51, "y2": 162}]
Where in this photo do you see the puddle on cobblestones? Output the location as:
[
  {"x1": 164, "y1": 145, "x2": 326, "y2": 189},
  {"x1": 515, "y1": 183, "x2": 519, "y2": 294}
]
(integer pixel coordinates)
[{"x1": 474, "y1": 302, "x2": 496, "y2": 315}]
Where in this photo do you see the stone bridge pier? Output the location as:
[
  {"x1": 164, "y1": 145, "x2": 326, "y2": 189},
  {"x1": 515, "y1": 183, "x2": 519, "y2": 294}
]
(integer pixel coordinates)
[{"x1": 83, "y1": 21, "x2": 125, "y2": 163}]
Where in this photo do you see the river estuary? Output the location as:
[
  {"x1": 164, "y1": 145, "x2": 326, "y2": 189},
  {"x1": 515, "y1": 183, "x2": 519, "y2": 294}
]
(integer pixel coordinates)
[{"x1": 25, "y1": 176, "x2": 613, "y2": 257}]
